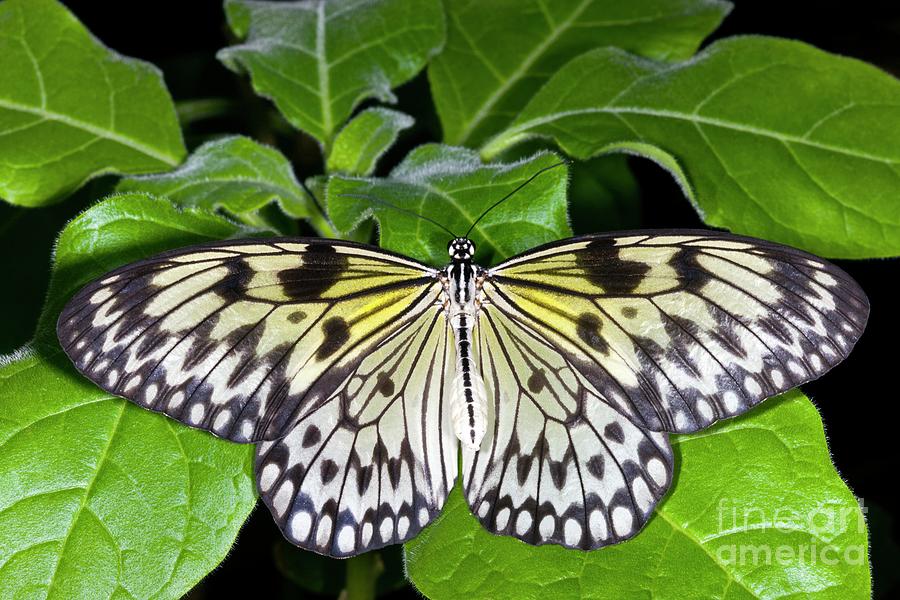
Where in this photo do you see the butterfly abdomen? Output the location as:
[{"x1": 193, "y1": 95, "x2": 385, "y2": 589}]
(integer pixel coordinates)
[{"x1": 451, "y1": 315, "x2": 487, "y2": 451}]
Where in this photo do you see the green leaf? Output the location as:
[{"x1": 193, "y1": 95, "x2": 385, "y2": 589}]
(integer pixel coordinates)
[
  {"x1": 405, "y1": 392, "x2": 870, "y2": 599},
  {"x1": 0, "y1": 193, "x2": 260, "y2": 599},
  {"x1": 483, "y1": 37, "x2": 900, "y2": 259},
  {"x1": 0, "y1": 0, "x2": 186, "y2": 207},
  {"x1": 218, "y1": 0, "x2": 445, "y2": 150},
  {"x1": 326, "y1": 144, "x2": 570, "y2": 265},
  {"x1": 116, "y1": 136, "x2": 310, "y2": 228},
  {"x1": 327, "y1": 108, "x2": 414, "y2": 176},
  {"x1": 429, "y1": 0, "x2": 731, "y2": 147}
]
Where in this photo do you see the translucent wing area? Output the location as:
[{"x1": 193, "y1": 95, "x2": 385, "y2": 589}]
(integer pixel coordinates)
[
  {"x1": 483, "y1": 230, "x2": 869, "y2": 434},
  {"x1": 256, "y1": 308, "x2": 457, "y2": 557},
  {"x1": 465, "y1": 307, "x2": 673, "y2": 549},
  {"x1": 57, "y1": 238, "x2": 440, "y2": 442}
]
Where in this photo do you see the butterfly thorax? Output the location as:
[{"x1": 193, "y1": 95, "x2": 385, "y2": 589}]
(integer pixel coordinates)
[{"x1": 444, "y1": 238, "x2": 488, "y2": 451}]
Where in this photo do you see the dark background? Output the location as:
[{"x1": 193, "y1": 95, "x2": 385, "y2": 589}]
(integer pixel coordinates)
[{"x1": 2, "y1": 1, "x2": 898, "y2": 597}]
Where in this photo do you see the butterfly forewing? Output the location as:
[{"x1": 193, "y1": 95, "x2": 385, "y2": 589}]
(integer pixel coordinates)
[
  {"x1": 484, "y1": 231, "x2": 868, "y2": 434},
  {"x1": 256, "y1": 307, "x2": 458, "y2": 557},
  {"x1": 57, "y1": 238, "x2": 440, "y2": 443}
]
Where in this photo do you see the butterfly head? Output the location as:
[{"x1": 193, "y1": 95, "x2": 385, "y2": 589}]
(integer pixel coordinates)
[{"x1": 448, "y1": 238, "x2": 476, "y2": 261}]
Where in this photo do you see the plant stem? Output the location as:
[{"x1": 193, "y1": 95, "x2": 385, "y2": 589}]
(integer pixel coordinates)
[
  {"x1": 306, "y1": 199, "x2": 339, "y2": 238},
  {"x1": 343, "y1": 552, "x2": 383, "y2": 600}
]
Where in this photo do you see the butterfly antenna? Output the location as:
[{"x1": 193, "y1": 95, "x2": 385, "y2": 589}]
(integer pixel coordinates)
[
  {"x1": 335, "y1": 192, "x2": 459, "y2": 239},
  {"x1": 465, "y1": 160, "x2": 568, "y2": 238}
]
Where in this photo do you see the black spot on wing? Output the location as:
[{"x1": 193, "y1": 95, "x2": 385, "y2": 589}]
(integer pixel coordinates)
[
  {"x1": 576, "y1": 238, "x2": 650, "y2": 294},
  {"x1": 670, "y1": 246, "x2": 712, "y2": 290},
  {"x1": 356, "y1": 463, "x2": 375, "y2": 496},
  {"x1": 320, "y1": 459, "x2": 339, "y2": 484},
  {"x1": 576, "y1": 313, "x2": 608, "y2": 352},
  {"x1": 302, "y1": 425, "x2": 321, "y2": 448},
  {"x1": 604, "y1": 422, "x2": 625, "y2": 444},
  {"x1": 279, "y1": 243, "x2": 349, "y2": 301},
  {"x1": 317, "y1": 317, "x2": 350, "y2": 360},
  {"x1": 586, "y1": 454, "x2": 605, "y2": 479},
  {"x1": 516, "y1": 455, "x2": 533, "y2": 486},
  {"x1": 376, "y1": 372, "x2": 395, "y2": 396},
  {"x1": 527, "y1": 369, "x2": 548, "y2": 393},
  {"x1": 218, "y1": 258, "x2": 255, "y2": 301}
]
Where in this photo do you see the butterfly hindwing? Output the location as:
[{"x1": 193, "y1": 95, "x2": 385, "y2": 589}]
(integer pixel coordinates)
[
  {"x1": 483, "y1": 230, "x2": 868, "y2": 434},
  {"x1": 57, "y1": 238, "x2": 440, "y2": 442},
  {"x1": 465, "y1": 306, "x2": 673, "y2": 550},
  {"x1": 256, "y1": 307, "x2": 458, "y2": 557}
]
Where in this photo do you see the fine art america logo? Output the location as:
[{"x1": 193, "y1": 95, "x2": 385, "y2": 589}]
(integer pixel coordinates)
[{"x1": 714, "y1": 498, "x2": 868, "y2": 567}]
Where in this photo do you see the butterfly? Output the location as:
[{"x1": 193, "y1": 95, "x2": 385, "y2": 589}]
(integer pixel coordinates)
[{"x1": 57, "y1": 220, "x2": 867, "y2": 558}]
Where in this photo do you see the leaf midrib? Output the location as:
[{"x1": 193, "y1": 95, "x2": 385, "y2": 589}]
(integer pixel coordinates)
[
  {"x1": 315, "y1": 0, "x2": 333, "y2": 144},
  {"x1": 498, "y1": 105, "x2": 899, "y2": 164},
  {"x1": 147, "y1": 175, "x2": 303, "y2": 204},
  {"x1": 451, "y1": 0, "x2": 593, "y2": 145},
  {"x1": 45, "y1": 401, "x2": 127, "y2": 597},
  {"x1": 0, "y1": 98, "x2": 180, "y2": 166},
  {"x1": 652, "y1": 507, "x2": 760, "y2": 598}
]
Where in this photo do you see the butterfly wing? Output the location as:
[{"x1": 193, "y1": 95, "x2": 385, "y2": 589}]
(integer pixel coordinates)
[
  {"x1": 466, "y1": 229, "x2": 867, "y2": 549},
  {"x1": 484, "y1": 230, "x2": 868, "y2": 433},
  {"x1": 57, "y1": 238, "x2": 441, "y2": 442},
  {"x1": 256, "y1": 307, "x2": 457, "y2": 557},
  {"x1": 465, "y1": 306, "x2": 673, "y2": 549}
]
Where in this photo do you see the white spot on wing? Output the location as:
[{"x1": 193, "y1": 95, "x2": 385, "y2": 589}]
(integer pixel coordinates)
[
  {"x1": 771, "y1": 369, "x2": 785, "y2": 387},
  {"x1": 213, "y1": 410, "x2": 232, "y2": 432},
  {"x1": 289, "y1": 511, "x2": 312, "y2": 541},
  {"x1": 631, "y1": 477, "x2": 653, "y2": 514},
  {"x1": 723, "y1": 391, "x2": 741, "y2": 413},
  {"x1": 189, "y1": 403, "x2": 204, "y2": 423},
  {"x1": 647, "y1": 458, "x2": 667, "y2": 487},
  {"x1": 564, "y1": 519, "x2": 582, "y2": 546},
  {"x1": 397, "y1": 516, "x2": 410, "y2": 538},
  {"x1": 273, "y1": 480, "x2": 294, "y2": 517},
  {"x1": 744, "y1": 376, "x2": 762, "y2": 397},
  {"x1": 589, "y1": 510, "x2": 608, "y2": 540},
  {"x1": 316, "y1": 514, "x2": 333, "y2": 547},
  {"x1": 612, "y1": 506, "x2": 633, "y2": 537},
  {"x1": 516, "y1": 512, "x2": 533, "y2": 536},
  {"x1": 170, "y1": 391, "x2": 186, "y2": 410},
  {"x1": 337, "y1": 525, "x2": 355, "y2": 553},
  {"x1": 695, "y1": 399, "x2": 713, "y2": 421},
  {"x1": 259, "y1": 463, "x2": 280, "y2": 492},
  {"x1": 539, "y1": 515, "x2": 555, "y2": 539},
  {"x1": 495, "y1": 508, "x2": 510, "y2": 530},
  {"x1": 380, "y1": 517, "x2": 394, "y2": 541}
]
